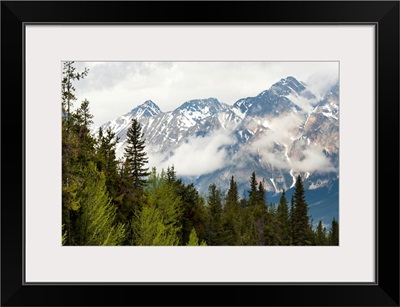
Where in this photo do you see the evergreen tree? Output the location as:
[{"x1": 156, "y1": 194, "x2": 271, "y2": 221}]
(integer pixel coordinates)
[
  {"x1": 75, "y1": 163, "x2": 126, "y2": 246},
  {"x1": 75, "y1": 99, "x2": 94, "y2": 128},
  {"x1": 265, "y1": 203, "x2": 277, "y2": 245},
  {"x1": 206, "y1": 184, "x2": 224, "y2": 245},
  {"x1": 166, "y1": 165, "x2": 177, "y2": 184},
  {"x1": 180, "y1": 182, "x2": 208, "y2": 245},
  {"x1": 118, "y1": 118, "x2": 150, "y2": 226},
  {"x1": 132, "y1": 204, "x2": 175, "y2": 246},
  {"x1": 225, "y1": 175, "x2": 239, "y2": 209},
  {"x1": 292, "y1": 175, "x2": 312, "y2": 245},
  {"x1": 71, "y1": 99, "x2": 96, "y2": 169},
  {"x1": 95, "y1": 127, "x2": 120, "y2": 200},
  {"x1": 132, "y1": 169, "x2": 182, "y2": 246},
  {"x1": 124, "y1": 118, "x2": 150, "y2": 191},
  {"x1": 223, "y1": 176, "x2": 241, "y2": 245},
  {"x1": 290, "y1": 195, "x2": 295, "y2": 243},
  {"x1": 248, "y1": 171, "x2": 258, "y2": 207},
  {"x1": 328, "y1": 218, "x2": 339, "y2": 245},
  {"x1": 187, "y1": 228, "x2": 207, "y2": 246},
  {"x1": 276, "y1": 189, "x2": 291, "y2": 245},
  {"x1": 315, "y1": 220, "x2": 327, "y2": 245},
  {"x1": 61, "y1": 61, "x2": 89, "y2": 131},
  {"x1": 165, "y1": 165, "x2": 207, "y2": 245},
  {"x1": 254, "y1": 180, "x2": 267, "y2": 245},
  {"x1": 239, "y1": 206, "x2": 258, "y2": 245}
]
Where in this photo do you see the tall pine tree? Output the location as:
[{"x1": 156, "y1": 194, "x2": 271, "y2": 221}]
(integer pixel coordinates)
[
  {"x1": 223, "y1": 175, "x2": 241, "y2": 245},
  {"x1": 118, "y1": 118, "x2": 150, "y2": 228},
  {"x1": 328, "y1": 218, "x2": 339, "y2": 245},
  {"x1": 248, "y1": 171, "x2": 258, "y2": 207},
  {"x1": 315, "y1": 220, "x2": 327, "y2": 245},
  {"x1": 206, "y1": 184, "x2": 224, "y2": 245},
  {"x1": 124, "y1": 118, "x2": 150, "y2": 191},
  {"x1": 292, "y1": 175, "x2": 312, "y2": 245},
  {"x1": 276, "y1": 189, "x2": 291, "y2": 245},
  {"x1": 95, "y1": 127, "x2": 120, "y2": 200}
]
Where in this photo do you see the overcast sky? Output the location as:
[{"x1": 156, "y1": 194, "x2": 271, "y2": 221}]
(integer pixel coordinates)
[{"x1": 72, "y1": 61, "x2": 338, "y2": 127}]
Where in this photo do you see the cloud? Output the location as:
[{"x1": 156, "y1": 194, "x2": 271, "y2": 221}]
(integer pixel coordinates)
[
  {"x1": 305, "y1": 70, "x2": 338, "y2": 101},
  {"x1": 244, "y1": 114, "x2": 336, "y2": 174},
  {"x1": 248, "y1": 114, "x2": 303, "y2": 149},
  {"x1": 154, "y1": 129, "x2": 235, "y2": 177},
  {"x1": 286, "y1": 94, "x2": 317, "y2": 113},
  {"x1": 74, "y1": 62, "x2": 174, "y2": 93},
  {"x1": 291, "y1": 145, "x2": 336, "y2": 174}
]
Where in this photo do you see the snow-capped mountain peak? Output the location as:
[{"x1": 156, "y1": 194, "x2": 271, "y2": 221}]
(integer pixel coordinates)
[
  {"x1": 93, "y1": 99, "x2": 162, "y2": 138},
  {"x1": 131, "y1": 100, "x2": 162, "y2": 118},
  {"x1": 270, "y1": 76, "x2": 306, "y2": 96}
]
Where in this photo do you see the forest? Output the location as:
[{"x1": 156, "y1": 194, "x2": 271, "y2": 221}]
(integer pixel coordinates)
[{"x1": 62, "y1": 61, "x2": 339, "y2": 246}]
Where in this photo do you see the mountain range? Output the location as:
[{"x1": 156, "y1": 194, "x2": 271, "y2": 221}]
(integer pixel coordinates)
[{"x1": 93, "y1": 76, "x2": 339, "y2": 227}]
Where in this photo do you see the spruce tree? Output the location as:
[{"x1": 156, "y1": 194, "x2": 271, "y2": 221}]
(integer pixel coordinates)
[
  {"x1": 276, "y1": 189, "x2": 291, "y2": 245},
  {"x1": 223, "y1": 175, "x2": 241, "y2": 245},
  {"x1": 315, "y1": 220, "x2": 327, "y2": 245},
  {"x1": 254, "y1": 180, "x2": 267, "y2": 245},
  {"x1": 95, "y1": 127, "x2": 120, "y2": 200},
  {"x1": 248, "y1": 171, "x2": 258, "y2": 207},
  {"x1": 225, "y1": 175, "x2": 239, "y2": 209},
  {"x1": 124, "y1": 118, "x2": 150, "y2": 191},
  {"x1": 328, "y1": 218, "x2": 339, "y2": 245},
  {"x1": 292, "y1": 175, "x2": 311, "y2": 245},
  {"x1": 206, "y1": 184, "x2": 224, "y2": 245},
  {"x1": 72, "y1": 99, "x2": 96, "y2": 169},
  {"x1": 290, "y1": 195, "x2": 295, "y2": 243},
  {"x1": 118, "y1": 118, "x2": 150, "y2": 227}
]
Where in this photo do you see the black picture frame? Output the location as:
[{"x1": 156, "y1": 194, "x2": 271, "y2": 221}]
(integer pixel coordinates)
[{"x1": 1, "y1": 1, "x2": 399, "y2": 306}]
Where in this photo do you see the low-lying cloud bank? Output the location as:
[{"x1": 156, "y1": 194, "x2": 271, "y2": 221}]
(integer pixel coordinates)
[{"x1": 149, "y1": 129, "x2": 235, "y2": 177}]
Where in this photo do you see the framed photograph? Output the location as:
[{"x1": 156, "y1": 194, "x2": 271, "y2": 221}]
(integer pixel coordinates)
[{"x1": 1, "y1": 1, "x2": 399, "y2": 306}]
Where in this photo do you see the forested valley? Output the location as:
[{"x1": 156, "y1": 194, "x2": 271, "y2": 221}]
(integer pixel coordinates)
[{"x1": 62, "y1": 62, "x2": 339, "y2": 246}]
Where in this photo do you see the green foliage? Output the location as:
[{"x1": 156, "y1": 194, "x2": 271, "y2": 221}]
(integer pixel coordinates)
[
  {"x1": 132, "y1": 204, "x2": 177, "y2": 246},
  {"x1": 328, "y1": 218, "x2": 339, "y2": 245},
  {"x1": 132, "y1": 169, "x2": 183, "y2": 246},
  {"x1": 264, "y1": 203, "x2": 276, "y2": 245},
  {"x1": 62, "y1": 61, "x2": 89, "y2": 130},
  {"x1": 292, "y1": 175, "x2": 312, "y2": 245},
  {"x1": 76, "y1": 163, "x2": 126, "y2": 246},
  {"x1": 95, "y1": 127, "x2": 120, "y2": 200},
  {"x1": 62, "y1": 224, "x2": 67, "y2": 246},
  {"x1": 206, "y1": 184, "x2": 224, "y2": 245},
  {"x1": 124, "y1": 118, "x2": 150, "y2": 191},
  {"x1": 315, "y1": 220, "x2": 327, "y2": 245},
  {"x1": 248, "y1": 171, "x2": 258, "y2": 207},
  {"x1": 246, "y1": 173, "x2": 267, "y2": 245},
  {"x1": 276, "y1": 190, "x2": 291, "y2": 245},
  {"x1": 222, "y1": 176, "x2": 241, "y2": 245},
  {"x1": 187, "y1": 228, "x2": 207, "y2": 246},
  {"x1": 166, "y1": 166, "x2": 207, "y2": 245}
]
